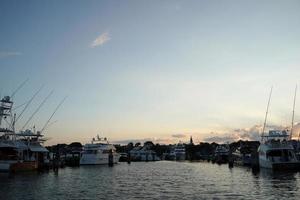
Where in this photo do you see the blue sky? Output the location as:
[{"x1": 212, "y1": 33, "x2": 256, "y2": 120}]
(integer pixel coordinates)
[{"x1": 1, "y1": 0, "x2": 300, "y2": 145}]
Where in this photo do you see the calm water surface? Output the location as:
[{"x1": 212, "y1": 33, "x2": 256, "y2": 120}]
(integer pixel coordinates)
[{"x1": 1, "y1": 161, "x2": 300, "y2": 200}]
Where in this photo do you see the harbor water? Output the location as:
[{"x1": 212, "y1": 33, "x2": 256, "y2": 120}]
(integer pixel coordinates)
[{"x1": 1, "y1": 161, "x2": 300, "y2": 200}]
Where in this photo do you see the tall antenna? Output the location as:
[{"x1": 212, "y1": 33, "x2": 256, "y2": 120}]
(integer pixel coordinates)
[
  {"x1": 291, "y1": 85, "x2": 297, "y2": 140},
  {"x1": 262, "y1": 86, "x2": 273, "y2": 141},
  {"x1": 40, "y1": 96, "x2": 67, "y2": 134},
  {"x1": 11, "y1": 79, "x2": 29, "y2": 98},
  {"x1": 21, "y1": 90, "x2": 54, "y2": 130}
]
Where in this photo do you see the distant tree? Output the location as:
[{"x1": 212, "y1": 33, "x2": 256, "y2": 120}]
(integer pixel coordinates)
[
  {"x1": 127, "y1": 142, "x2": 134, "y2": 151},
  {"x1": 134, "y1": 142, "x2": 141, "y2": 147},
  {"x1": 144, "y1": 141, "x2": 154, "y2": 147},
  {"x1": 68, "y1": 142, "x2": 82, "y2": 148}
]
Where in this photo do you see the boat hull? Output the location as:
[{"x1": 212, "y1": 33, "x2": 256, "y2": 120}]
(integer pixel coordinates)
[
  {"x1": 80, "y1": 154, "x2": 119, "y2": 165},
  {"x1": 10, "y1": 161, "x2": 38, "y2": 172},
  {"x1": 175, "y1": 153, "x2": 186, "y2": 161},
  {"x1": 0, "y1": 160, "x2": 18, "y2": 172},
  {"x1": 0, "y1": 161, "x2": 39, "y2": 172},
  {"x1": 259, "y1": 158, "x2": 300, "y2": 170}
]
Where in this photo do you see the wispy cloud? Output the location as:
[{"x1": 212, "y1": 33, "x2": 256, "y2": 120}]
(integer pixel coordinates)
[
  {"x1": 0, "y1": 51, "x2": 22, "y2": 59},
  {"x1": 90, "y1": 31, "x2": 111, "y2": 48},
  {"x1": 171, "y1": 133, "x2": 187, "y2": 138}
]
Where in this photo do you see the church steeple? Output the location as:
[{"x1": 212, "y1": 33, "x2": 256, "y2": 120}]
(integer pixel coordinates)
[{"x1": 190, "y1": 136, "x2": 194, "y2": 145}]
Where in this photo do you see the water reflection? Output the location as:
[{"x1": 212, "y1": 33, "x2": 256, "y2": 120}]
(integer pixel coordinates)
[{"x1": 0, "y1": 162, "x2": 299, "y2": 200}]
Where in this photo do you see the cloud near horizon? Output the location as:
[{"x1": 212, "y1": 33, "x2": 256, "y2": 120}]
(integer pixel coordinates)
[
  {"x1": 202, "y1": 123, "x2": 300, "y2": 143},
  {"x1": 0, "y1": 51, "x2": 22, "y2": 59},
  {"x1": 90, "y1": 31, "x2": 111, "y2": 48},
  {"x1": 171, "y1": 133, "x2": 187, "y2": 138}
]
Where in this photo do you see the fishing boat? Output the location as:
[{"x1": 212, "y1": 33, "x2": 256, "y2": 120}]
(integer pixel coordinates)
[
  {"x1": 214, "y1": 144, "x2": 230, "y2": 164},
  {"x1": 258, "y1": 86, "x2": 300, "y2": 170},
  {"x1": 0, "y1": 95, "x2": 49, "y2": 172},
  {"x1": 80, "y1": 135, "x2": 119, "y2": 165},
  {"x1": 0, "y1": 80, "x2": 66, "y2": 172},
  {"x1": 258, "y1": 130, "x2": 300, "y2": 170}
]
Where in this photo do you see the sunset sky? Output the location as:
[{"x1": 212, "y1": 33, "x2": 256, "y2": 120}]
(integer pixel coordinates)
[{"x1": 1, "y1": 0, "x2": 300, "y2": 145}]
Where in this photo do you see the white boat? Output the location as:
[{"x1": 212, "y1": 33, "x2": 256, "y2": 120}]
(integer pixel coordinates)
[
  {"x1": 258, "y1": 130, "x2": 300, "y2": 170},
  {"x1": 214, "y1": 144, "x2": 229, "y2": 163},
  {"x1": 129, "y1": 147, "x2": 160, "y2": 161},
  {"x1": 232, "y1": 145, "x2": 252, "y2": 166},
  {"x1": 258, "y1": 87, "x2": 300, "y2": 170},
  {"x1": 80, "y1": 135, "x2": 119, "y2": 165},
  {"x1": 169, "y1": 143, "x2": 186, "y2": 161}
]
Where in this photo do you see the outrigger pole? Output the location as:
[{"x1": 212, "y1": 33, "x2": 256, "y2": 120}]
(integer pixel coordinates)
[
  {"x1": 21, "y1": 90, "x2": 54, "y2": 130},
  {"x1": 262, "y1": 86, "x2": 273, "y2": 141},
  {"x1": 40, "y1": 96, "x2": 67, "y2": 134},
  {"x1": 15, "y1": 85, "x2": 44, "y2": 123},
  {"x1": 291, "y1": 85, "x2": 297, "y2": 140},
  {"x1": 11, "y1": 79, "x2": 29, "y2": 99}
]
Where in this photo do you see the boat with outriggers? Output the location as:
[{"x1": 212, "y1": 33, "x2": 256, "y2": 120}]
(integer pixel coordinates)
[
  {"x1": 258, "y1": 130, "x2": 300, "y2": 170},
  {"x1": 0, "y1": 95, "x2": 49, "y2": 172},
  {"x1": 80, "y1": 135, "x2": 120, "y2": 165},
  {"x1": 258, "y1": 86, "x2": 300, "y2": 170}
]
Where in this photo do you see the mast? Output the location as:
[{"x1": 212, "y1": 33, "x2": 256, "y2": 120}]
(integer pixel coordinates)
[
  {"x1": 291, "y1": 85, "x2": 297, "y2": 140},
  {"x1": 262, "y1": 86, "x2": 273, "y2": 141}
]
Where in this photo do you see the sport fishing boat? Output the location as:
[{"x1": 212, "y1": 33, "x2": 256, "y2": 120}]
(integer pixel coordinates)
[
  {"x1": 258, "y1": 130, "x2": 300, "y2": 170},
  {"x1": 80, "y1": 135, "x2": 119, "y2": 165},
  {"x1": 258, "y1": 86, "x2": 300, "y2": 170},
  {"x1": 0, "y1": 95, "x2": 49, "y2": 172}
]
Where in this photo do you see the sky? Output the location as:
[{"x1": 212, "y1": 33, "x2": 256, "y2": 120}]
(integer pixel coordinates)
[{"x1": 1, "y1": 0, "x2": 300, "y2": 145}]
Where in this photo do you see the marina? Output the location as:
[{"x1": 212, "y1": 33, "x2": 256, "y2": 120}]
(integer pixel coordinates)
[{"x1": 2, "y1": 0, "x2": 300, "y2": 199}]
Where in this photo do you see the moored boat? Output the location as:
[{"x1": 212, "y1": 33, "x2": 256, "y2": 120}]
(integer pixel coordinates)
[
  {"x1": 214, "y1": 144, "x2": 229, "y2": 164},
  {"x1": 80, "y1": 135, "x2": 119, "y2": 165},
  {"x1": 0, "y1": 95, "x2": 49, "y2": 172},
  {"x1": 258, "y1": 87, "x2": 300, "y2": 170},
  {"x1": 258, "y1": 130, "x2": 300, "y2": 170}
]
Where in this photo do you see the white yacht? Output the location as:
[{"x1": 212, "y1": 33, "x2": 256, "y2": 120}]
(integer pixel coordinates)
[
  {"x1": 129, "y1": 145, "x2": 160, "y2": 161},
  {"x1": 170, "y1": 143, "x2": 186, "y2": 161},
  {"x1": 258, "y1": 86, "x2": 300, "y2": 170},
  {"x1": 80, "y1": 135, "x2": 119, "y2": 165},
  {"x1": 258, "y1": 130, "x2": 300, "y2": 170}
]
